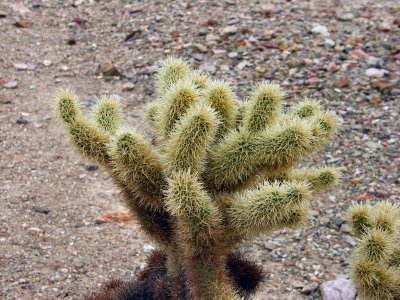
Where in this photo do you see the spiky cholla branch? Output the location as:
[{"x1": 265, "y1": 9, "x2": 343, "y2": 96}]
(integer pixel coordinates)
[
  {"x1": 348, "y1": 202, "x2": 400, "y2": 300},
  {"x1": 56, "y1": 57, "x2": 341, "y2": 300}
]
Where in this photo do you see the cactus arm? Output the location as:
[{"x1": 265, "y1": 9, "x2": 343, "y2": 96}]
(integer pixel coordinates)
[
  {"x1": 110, "y1": 130, "x2": 166, "y2": 210},
  {"x1": 92, "y1": 96, "x2": 121, "y2": 135},
  {"x1": 162, "y1": 104, "x2": 218, "y2": 176},
  {"x1": 158, "y1": 81, "x2": 200, "y2": 140},
  {"x1": 224, "y1": 181, "x2": 311, "y2": 243},
  {"x1": 290, "y1": 98, "x2": 322, "y2": 119},
  {"x1": 286, "y1": 166, "x2": 342, "y2": 193},
  {"x1": 243, "y1": 82, "x2": 283, "y2": 133},
  {"x1": 156, "y1": 57, "x2": 190, "y2": 96},
  {"x1": 205, "y1": 119, "x2": 313, "y2": 191},
  {"x1": 203, "y1": 80, "x2": 237, "y2": 140}
]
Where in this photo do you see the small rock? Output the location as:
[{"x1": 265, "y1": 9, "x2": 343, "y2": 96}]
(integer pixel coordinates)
[
  {"x1": 99, "y1": 61, "x2": 121, "y2": 77},
  {"x1": 337, "y1": 13, "x2": 354, "y2": 21},
  {"x1": 340, "y1": 224, "x2": 352, "y2": 233},
  {"x1": 33, "y1": 206, "x2": 50, "y2": 214},
  {"x1": 349, "y1": 49, "x2": 369, "y2": 59},
  {"x1": 336, "y1": 78, "x2": 350, "y2": 88},
  {"x1": 327, "y1": 62, "x2": 340, "y2": 73},
  {"x1": 205, "y1": 33, "x2": 219, "y2": 43},
  {"x1": 227, "y1": 18, "x2": 237, "y2": 25},
  {"x1": 311, "y1": 24, "x2": 328, "y2": 35},
  {"x1": 365, "y1": 68, "x2": 388, "y2": 78},
  {"x1": 236, "y1": 60, "x2": 248, "y2": 70},
  {"x1": 378, "y1": 22, "x2": 391, "y2": 32},
  {"x1": 4, "y1": 81, "x2": 18, "y2": 89},
  {"x1": 0, "y1": 94, "x2": 11, "y2": 104},
  {"x1": 324, "y1": 39, "x2": 335, "y2": 47},
  {"x1": 14, "y1": 19, "x2": 29, "y2": 28},
  {"x1": 228, "y1": 51, "x2": 239, "y2": 59},
  {"x1": 0, "y1": 11, "x2": 6, "y2": 18},
  {"x1": 331, "y1": 215, "x2": 345, "y2": 228},
  {"x1": 344, "y1": 235, "x2": 356, "y2": 247},
  {"x1": 263, "y1": 241, "x2": 276, "y2": 251},
  {"x1": 27, "y1": 227, "x2": 44, "y2": 235},
  {"x1": 301, "y1": 282, "x2": 319, "y2": 294},
  {"x1": 16, "y1": 118, "x2": 28, "y2": 125},
  {"x1": 67, "y1": 38, "x2": 77, "y2": 45},
  {"x1": 366, "y1": 56, "x2": 381, "y2": 66},
  {"x1": 255, "y1": 66, "x2": 267, "y2": 74},
  {"x1": 122, "y1": 81, "x2": 135, "y2": 91},
  {"x1": 43, "y1": 60, "x2": 52, "y2": 67},
  {"x1": 85, "y1": 163, "x2": 99, "y2": 171},
  {"x1": 223, "y1": 25, "x2": 238, "y2": 35},
  {"x1": 193, "y1": 43, "x2": 207, "y2": 53},
  {"x1": 143, "y1": 244, "x2": 155, "y2": 253},
  {"x1": 95, "y1": 210, "x2": 132, "y2": 224},
  {"x1": 14, "y1": 63, "x2": 29, "y2": 70},
  {"x1": 320, "y1": 278, "x2": 356, "y2": 300},
  {"x1": 75, "y1": 260, "x2": 84, "y2": 269},
  {"x1": 199, "y1": 62, "x2": 216, "y2": 74},
  {"x1": 198, "y1": 28, "x2": 207, "y2": 36},
  {"x1": 191, "y1": 53, "x2": 204, "y2": 61}
]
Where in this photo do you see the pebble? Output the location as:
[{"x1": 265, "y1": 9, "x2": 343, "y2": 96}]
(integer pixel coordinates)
[
  {"x1": 337, "y1": 13, "x2": 354, "y2": 21},
  {"x1": 191, "y1": 53, "x2": 204, "y2": 61},
  {"x1": 311, "y1": 24, "x2": 328, "y2": 35},
  {"x1": 0, "y1": 94, "x2": 11, "y2": 104},
  {"x1": 199, "y1": 62, "x2": 216, "y2": 74},
  {"x1": 378, "y1": 22, "x2": 391, "y2": 32},
  {"x1": 143, "y1": 244, "x2": 155, "y2": 253},
  {"x1": 193, "y1": 43, "x2": 207, "y2": 53},
  {"x1": 85, "y1": 163, "x2": 99, "y2": 171},
  {"x1": 3, "y1": 81, "x2": 18, "y2": 89},
  {"x1": 320, "y1": 278, "x2": 356, "y2": 300},
  {"x1": 236, "y1": 60, "x2": 248, "y2": 70},
  {"x1": 366, "y1": 56, "x2": 381, "y2": 66},
  {"x1": 301, "y1": 282, "x2": 319, "y2": 294},
  {"x1": 14, "y1": 63, "x2": 29, "y2": 70},
  {"x1": 122, "y1": 81, "x2": 135, "y2": 91},
  {"x1": 75, "y1": 260, "x2": 84, "y2": 269},
  {"x1": 324, "y1": 39, "x2": 335, "y2": 47},
  {"x1": 340, "y1": 224, "x2": 352, "y2": 233},
  {"x1": 43, "y1": 60, "x2": 52, "y2": 67},
  {"x1": 228, "y1": 51, "x2": 239, "y2": 59},
  {"x1": 33, "y1": 206, "x2": 50, "y2": 214},
  {"x1": 223, "y1": 25, "x2": 238, "y2": 35},
  {"x1": 27, "y1": 227, "x2": 44, "y2": 235},
  {"x1": 263, "y1": 241, "x2": 276, "y2": 251},
  {"x1": 99, "y1": 60, "x2": 121, "y2": 77},
  {"x1": 365, "y1": 68, "x2": 388, "y2": 78},
  {"x1": 349, "y1": 49, "x2": 369, "y2": 59}
]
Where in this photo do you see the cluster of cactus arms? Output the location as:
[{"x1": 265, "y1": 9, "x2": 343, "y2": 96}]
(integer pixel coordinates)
[
  {"x1": 348, "y1": 202, "x2": 400, "y2": 300},
  {"x1": 56, "y1": 57, "x2": 341, "y2": 300}
]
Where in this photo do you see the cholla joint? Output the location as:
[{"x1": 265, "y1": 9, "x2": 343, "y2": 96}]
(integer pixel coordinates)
[
  {"x1": 56, "y1": 57, "x2": 341, "y2": 300},
  {"x1": 348, "y1": 202, "x2": 400, "y2": 300}
]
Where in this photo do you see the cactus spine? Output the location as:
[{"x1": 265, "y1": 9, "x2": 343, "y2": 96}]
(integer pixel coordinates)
[{"x1": 56, "y1": 57, "x2": 341, "y2": 300}]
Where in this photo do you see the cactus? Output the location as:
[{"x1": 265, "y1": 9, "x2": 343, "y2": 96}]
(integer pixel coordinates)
[
  {"x1": 348, "y1": 202, "x2": 400, "y2": 300},
  {"x1": 56, "y1": 58, "x2": 341, "y2": 300}
]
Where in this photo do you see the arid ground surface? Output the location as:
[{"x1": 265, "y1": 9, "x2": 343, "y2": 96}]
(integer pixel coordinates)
[{"x1": 0, "y1": 0, "x2": 399, "y2": 299}]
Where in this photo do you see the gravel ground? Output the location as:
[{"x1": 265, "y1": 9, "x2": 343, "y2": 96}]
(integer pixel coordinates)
[{"x1": 0, "y1": 0, "x2": 399, "y2": 299}]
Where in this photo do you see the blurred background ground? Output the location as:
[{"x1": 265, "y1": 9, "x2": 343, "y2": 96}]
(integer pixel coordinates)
[{"x1": 0, "y1": 0, "x2": 399, "y2": 299}]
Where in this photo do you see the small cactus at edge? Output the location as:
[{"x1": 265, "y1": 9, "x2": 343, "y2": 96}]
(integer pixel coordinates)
[
  {"x1": 56, "y1": 57, "x2": 341, "y2": 300},
  {"x1": 348, "y1": 202, "x2": 400, "y2": 300}
]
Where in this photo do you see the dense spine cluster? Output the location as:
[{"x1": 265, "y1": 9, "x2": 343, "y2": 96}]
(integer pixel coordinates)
[
  {"x1": 56, "y1": 57, "x2": 341, "y2": 300},
  {"x1": 348, "y1": 202, "x2": 400, "y2": 300}
]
